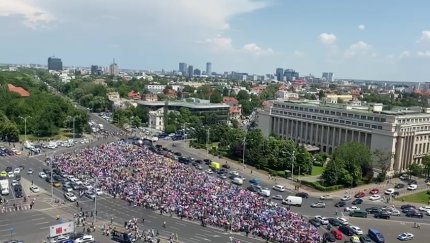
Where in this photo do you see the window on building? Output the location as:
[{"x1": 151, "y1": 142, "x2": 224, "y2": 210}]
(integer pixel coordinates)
[
  {"x1": 377, "y1": 126, "x2": 382, "y2": 129},
  {"x1": 312, "y1": 116, "x2": 316, "y2": 119},
  {"x1": 331, "y1": 111, "x2": 335, "y2": 115},
  {"x1": 346, "y1": 121, "x2": 351, "y2": 124},
  {"x1": 352, "y1": 122, "x2": 357, "y2": 126},
  {"x1": 340, "y1": 120, "x2": 345, "y2": 124},
  {"x1": 354, "y1": 114, "x2": 360, "y2": 119},
  {"x1": 361, "y1": 116, "x2": 366, "y2": 120},
  {"x1": 375, "y1": 117, "x2": 380, "y2": 122},
  {"x1": 358, "y1": 123, "x2": 363, "y2": 126},
  {"x1": 334, "y1": 119, "x2": 339, "y2": 122},
  {"x1": 336, "y1": 112, "x2": 341, "y2": 116},
  {"x1": 365, "y1": 124, "x2": 370, "y2": 128},
  {"x1": 309, "y1": 109, "x2": 314, "y2": 112},
  {"x1": 372, "y1": 125, "x2": 377, "y2": 129},
  {"x1": 348, "y1": 114, "x2": 353, "y2": 118},
  {"x1": 328, "y1": 118, "x2": 333, "y2": 122},
  {"x1": 320, "y1": 110, "x2": 324, "y2": 114}
]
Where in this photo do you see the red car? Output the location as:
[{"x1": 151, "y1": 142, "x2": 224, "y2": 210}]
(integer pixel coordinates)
[
  {"x1": 354, "y1": 192, "x2": 365, "y2": 198},
  {"x1": 369, "y1": 188, "x2": 379, "y2": 194}
]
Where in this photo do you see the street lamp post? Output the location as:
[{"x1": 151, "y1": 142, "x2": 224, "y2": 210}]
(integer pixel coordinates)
[
  {"x1": 242, "y1": 136, "x2": 246, "y2": 169},
  {"x1": 19, "y1": 116, "x2": 31, "y2": 142}
]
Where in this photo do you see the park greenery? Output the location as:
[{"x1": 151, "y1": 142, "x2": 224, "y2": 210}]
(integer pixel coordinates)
[
  {"x1": 361, "y1": 92, "x2": 427, "y2": 109},
  {"x1": 190, "y1": 126, "x2": 318, "y2": 176},
  {"x1": 0, "y1": 69, "x2": 88, "y2": 141}
]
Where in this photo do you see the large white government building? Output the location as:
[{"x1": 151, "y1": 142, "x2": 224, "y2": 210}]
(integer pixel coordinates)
[{"x1": 257, "y1": 100, "x2": 430, "y2": 174}]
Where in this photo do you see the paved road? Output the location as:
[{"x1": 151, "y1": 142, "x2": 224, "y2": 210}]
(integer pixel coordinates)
[{"x1": 0, "y1": 151, "x2": 259, "y2": 242}]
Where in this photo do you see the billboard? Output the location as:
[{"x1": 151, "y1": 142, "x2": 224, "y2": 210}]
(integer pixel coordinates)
[{"x1": 49, "y1": 221, "x2": 74, "y2": 237}]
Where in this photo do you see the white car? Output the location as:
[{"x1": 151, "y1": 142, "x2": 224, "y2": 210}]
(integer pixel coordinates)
[
  {"x1": 39, "y1": 172, "x2": 47, "y2": 178},
  {"x1": 95, "y1": 188, "x2": 103, "y2": 195},
  {"x1": 272, "y1": 185, "x2": 285, "y2": 192},
  {"x1": 64, "y1": 192, "x2": 77, "y2": 202},
  {"x1": 75, "y1": 235, "x2": 94, "y2": 243},
  {"x1": 350, "y1": 225, "x2": 363, "y2": 235},
  {"x1": 314, "y1": 215, "x2": 329, "y2": 225},
  {"x1": 27, "y1": 169, "x2": 33, "y2": 174},
  {"x1": 397, "y1": 232, "x2": 414, "y2": 241},
  {"x1": 13, "y1": 168, "x2": 20, "y2": 174},
  {"x1": 369, "y1": 194, "x2": 381, "y2": 201},
  {"x1": 389, "y1": 209, "x2": 401, "y2": 216},
  {"x1": 407, "y1": 184, "x2": 418, "y2": 190},
  {"x1": 319, "y1": 194, "x2": 333, "y2": 200},
  {"x1": 229, "y1": 171, "x2": 239, "y2": 176},
  {"x1": 11, "y1": 180, "x2": 19, "y2": 186},
  {"x1": 206, "y1": 169, "x2": 213, "y2": 174},
  {"x1": 344, "y1": 206, "x2": 361, "y2": 212},
  {"x1": 336, "y1": 217, "x2": 349, "y2": 225},
  {"x1": 384, "y1": 188, "x2": 395, "y2": 195},
  {"x1": 30, "y1": 185, "x2": 39, "y2": 193},
  {"x1": 341, "y1": 195, "x2": 352, "y2": 201},
  {"x1": 8, "y1": 172, "x2": 14, "y2": 178},
  {"x1": 419, "y1": 206, "x2": 430, "y2": 211}
]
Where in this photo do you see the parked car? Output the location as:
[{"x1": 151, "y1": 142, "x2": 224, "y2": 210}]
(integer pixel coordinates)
[
  {"x1": 334, "y1": 201, "x2": 346, "y2": 207},
  {"x1": 405, "y1": 210, "x2": 423, "y2": 218},
  {"x1": 369, "y1": 188, "x2": 379, "y2": 194},
  {"x1": 328, "y1": 218, "x2": 342, "y2": 226},
  {"x1": 407, "y1": 184, "x2": 418, "y2": 190},
  {"x1": 352, "y1": 198, "x2": 363, "y2": 205},
  {"x1": 354, "y1": 192, "x2": 365, "y2": 198},
  {"x1": 384, "y1": 188, "x2": 395, "y2": 195},
  {"x1": 308, "y1": 218, "x2": 321, "y2": 227},
  {"x1": 30, "y1": 185, "x2": 39, "y2": 193},
  {"x1": 369, "y1": 194, "x2": 381, "y2": 201},
  {"x1": 339, "y1": 225, "x2": 355, "y2": 236},
  {"x1": 272, "y1": 185, "x2": 285, "y2": 192},
  {"x1": 374, "y1": 211, "x2": 391, "y2": 219},
  {"x1": 322, "y1": 232, "x2": 336, "y2": 243},
  {"x1": 395, "y1": 183, "x2": 405, "y2": 189},
  {"x1": 64, "y1": 192, "x2": 77, "y2": 202},
  {"x1": 397, "y1": 233, "x2": 414, "y2": 241},
  {"x1": 359, "y1": 235, "x2": 373, "y2": 243},
  {"x1": 341, "y1": 195, "x2": 352, "y2": 201},
  {"x1": 344, "y1": 206, "x2": 361, "y2": 212},
  {"x1": 314, "y1": 215, "x2": 329, "y2": 225},
  {"x1": 350, "y1": 226, "x2": 364, "y2": 235}
]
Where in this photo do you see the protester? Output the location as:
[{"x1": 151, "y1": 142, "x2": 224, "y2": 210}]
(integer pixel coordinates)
[{"x1": 54, "y1": 141, "x2": 321, "y2": 243}]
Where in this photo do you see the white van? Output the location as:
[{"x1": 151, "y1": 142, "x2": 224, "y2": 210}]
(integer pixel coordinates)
[
  {"x1": 283, "y1": 196, "x2": 302, "y2": 207},
  {"x1": 232, "y1": 178, "x2": 243, "y2": 185},
  {"x1": 259, "y1": 188, "x2": 271, "y2": 197}
]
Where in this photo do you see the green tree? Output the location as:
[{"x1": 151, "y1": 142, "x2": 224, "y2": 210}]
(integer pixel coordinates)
[
  {"x1": 236, "y1": 90, "x2": 250, "y2": 101},
  {"x1": 222, "y1": 87, "x2": 230, "y2": 97},
  {"x1": 422, "y1": 155, "x2": 430, "y2": 179},
  {"x1": 210, "y1": 89, "x2": 223, "y2": 103},
  {"x1": 408, "y1": 163, "x2": 423, "y2": 177},
  {"x1": 373, "y1": 150, "x2": 392, "y2": 182}
]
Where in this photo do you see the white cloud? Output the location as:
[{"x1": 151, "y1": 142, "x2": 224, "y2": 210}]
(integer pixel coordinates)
[
  {"x1": 399, "y1": 50, "x2": 411, "y2": 59},
  {"x1": 242, "y1": 43, "x2": 273, "y2": 56},
  {"x1": 358, "y1": 25, "x2": 365, "y2": 30},
  {"x1": 202, "y1": 35, "x2": 233, "y2": 51},
  {"x1": 0, "y1": 0, "x2": 55, "y2": 29},
  {"x1": 319, "y1": 33, "x2": 337, "y2": 45},
  {"x1": 418, "y1": 31, "x2": 430, "y2": 43},
  {"x1": 417, "y1": 51, "x2": 430, "y2": 58},
  {"x1": 344, "y1": 41, "x2": 372, "y2": 58}
]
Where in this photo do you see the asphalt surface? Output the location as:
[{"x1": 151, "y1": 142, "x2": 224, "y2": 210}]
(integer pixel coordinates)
[{"x1": 1, "y1": 113, "x2": 428, "y2": 242}]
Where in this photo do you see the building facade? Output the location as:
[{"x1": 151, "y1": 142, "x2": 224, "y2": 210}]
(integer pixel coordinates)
[
  {"x1": 275, "y1": 68, "x2": 284, "y2": 81},
  {"x1": 149, "y1": 108, "x2": 165, "y2": 131},
  {"x1": 206, "y1": 62, "x2": 212, "y2": 76},
  {"x1": 179, "y1": 62, "x2": 187, "y2": 75},
  {"x1": 322, "y1": 72, "x2": 334, "y2": 82},
  {"x1": 48, "y1": 57, "x2": 63, "y2": 71},
  {"x1": 188, "y1": 65, "x2": 194, "y2": 78},
  {"x1": 260, "y1": 100, "x2": 430, "y2": 173},
  {"x1": 109, "y1": 61, "x2": 119, "y2": 76}
]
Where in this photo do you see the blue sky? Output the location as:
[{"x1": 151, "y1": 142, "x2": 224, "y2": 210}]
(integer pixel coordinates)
[{"x1": 1, "y1": 0, "x2": 430, "y2": 81}]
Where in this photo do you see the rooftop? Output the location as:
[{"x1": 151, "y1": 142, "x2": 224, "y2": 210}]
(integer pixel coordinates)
[
  {"x1": 276, "y1": 100, "x2": 429, "y2": 116},
  {"x1": 138, "y1": 100, "x2": 229, "y2": 109},
  {"x1": 7, "y1": 84, "x2": 30, "y2": 97}
]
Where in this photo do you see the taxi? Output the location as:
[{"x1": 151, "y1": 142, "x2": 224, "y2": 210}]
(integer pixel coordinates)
[
  {"x1": 351, "y1": 235, "x2": 360, "y2": 243},
  {"x1": 0, "y1": 171, "x2": 7, "y2": 177}
]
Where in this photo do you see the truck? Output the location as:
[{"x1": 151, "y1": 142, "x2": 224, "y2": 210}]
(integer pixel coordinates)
[
  {"x1": 0, "y1": 179, "x2": 9, "y2": 195},
  {"x1": 283, "y1": 196, "x2": 302, "y2": 207}
]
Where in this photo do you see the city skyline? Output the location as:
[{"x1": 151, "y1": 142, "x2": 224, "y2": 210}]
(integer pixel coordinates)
[{"x1": 1, "y1": 0, "x2": 430, "y2": 81}]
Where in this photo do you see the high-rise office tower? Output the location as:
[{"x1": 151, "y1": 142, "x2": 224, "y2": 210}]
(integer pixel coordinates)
[
  {"x1": 48, "y1": 57, "x2": 63, "y2": 71},
  {"x1": 275, "y1": 68, "x2": 284, "y2": 81},
  {"x1": 322, "y1": 72, "x2": 334, "y2": 82},
  {"x1": 206, "y1": 62, "x2": 212, "y2": 76},
  {"x1": 194, "y1": 68, "x2": 201, "y2": 76},
  {"x1": 188, "y1": 65, "x2": 194, "y2": 78},
  {"x1": 91, "y1": 65, "x2": 99, "y2": 75},
  {"x1": 109, "y1": 59, "x2": 119, "y2": 76},
  {"x1": 179, "y1": 62, "x2": 188, "y2": 75},
  {"x1": 284, "y1": 69, "x2": 299, "y2": 81}
]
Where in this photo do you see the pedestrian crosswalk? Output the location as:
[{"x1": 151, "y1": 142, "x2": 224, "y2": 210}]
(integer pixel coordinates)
[{"x1": 1, "y1": 204, "x2": 32, "y2": 213}]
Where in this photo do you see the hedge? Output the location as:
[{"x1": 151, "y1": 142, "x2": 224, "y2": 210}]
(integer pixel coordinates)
[{"x1": 300, "y1": 180, "x2": 344, "y2": 192}]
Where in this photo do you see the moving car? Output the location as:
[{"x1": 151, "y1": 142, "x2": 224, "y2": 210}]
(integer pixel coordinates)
[
  {"x1": 295, "y1": 192, "x2": 309, "y2": 198},
  {"x1": 334, "y1": 201, "x2": 346, "y2": 207},
  {"x1": 272, "y1": 195, "x2": 283, "y2": 200},
  {"x1": 64, "y1": 192, "x2": 77, "y2": 202},
  {"x1": 13, "y1": 168, "x2": 20, "y2": 174},
  {"x1": 405, "y1": 210, "x2": 423, "y2": 218},
  {"x1": 344, "y1": 206, "x2": 361, "y2": 212},
  {"x1": 30, "y1": 185, "x2": 39, "y2": 193},
  {"x1": 374, "y1": 211, "x2": 390, "y2": 219},
  {"x1": 418, "y1": 205, "x2": 430, "y2": 211},
  {"x1": 282, "y1": 196, "x2": 302, "y2": 207},
  {"x1": 311, "y1": 202, "x2": 326, "y2": 208},
  {"x1": 341, "y1": 195, "x2": 352, "y2": 201},
  {"x1": 397, "y1": 232, "x2": 414, "y2": 241},
  {"x1": 85, "y1": 191, "x2": 96, "y2": 199},
  {"x1": 62, "y1": 185, "x2": 73, "y2": 192},
  {"x1": 74, "y1": 234, "x2": 95, "y2": 243},
  {"x1": 320, "y1": 194, "x2": 333, "y2": 200},
  {"x1": 272, "y1": 185, "x2": 285, "y2": 192},
  {"x1": 39, "y1": 172, "x2": 47, "y2": 178}
]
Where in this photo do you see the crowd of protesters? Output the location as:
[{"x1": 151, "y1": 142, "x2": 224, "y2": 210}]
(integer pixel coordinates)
[{"x1": 53, "y1": 141, "x2": 321, "y2": 243}]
